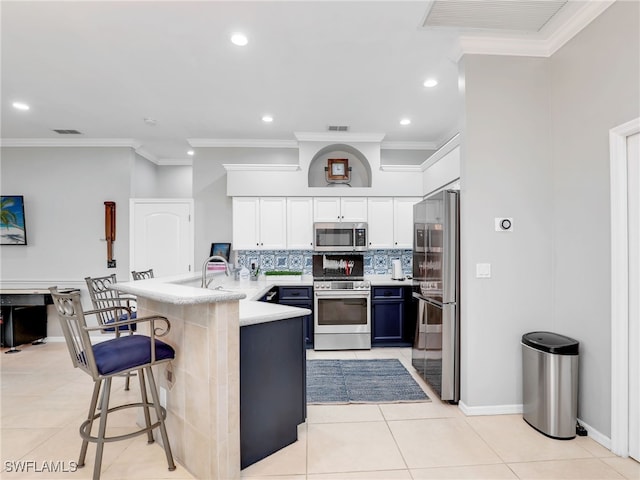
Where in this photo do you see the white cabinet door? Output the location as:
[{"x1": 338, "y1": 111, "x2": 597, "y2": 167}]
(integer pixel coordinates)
[
  {"x1": 232, "y1": 197, "x2": 260, "y2": 249},
  {"x1": 341, "y1": 197, "x2": 368, "y2": 222},
  {"x1": 287, "y1": 198, "x2": 314, "y2": 249},
  {"x1": 367, "y1": 198, "x2": 394, "y2": 248},
  {"x1": 259, "y1": 198, "x2": 287, "y2": 249},
  {"x1": 393, "y1": 197, "x2": 421, "y2": 248},
  {"x1": 314, "y1": 197, "x2": 341, "y2": 222}
]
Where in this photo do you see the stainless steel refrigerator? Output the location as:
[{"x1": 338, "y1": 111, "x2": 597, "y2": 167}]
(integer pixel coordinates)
[{"x1": 412, "y1": 189, "x2": 460, "y2": 403}]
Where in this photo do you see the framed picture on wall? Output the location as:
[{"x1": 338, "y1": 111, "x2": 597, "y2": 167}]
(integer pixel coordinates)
[{"x1": 0, "y1": 195, "x2": 27, "y2": 245}]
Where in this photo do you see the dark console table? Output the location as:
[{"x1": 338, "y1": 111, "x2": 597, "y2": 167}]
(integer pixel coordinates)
[{"x1": 0, "y1": 289, "x2": 60, "y2": 353}]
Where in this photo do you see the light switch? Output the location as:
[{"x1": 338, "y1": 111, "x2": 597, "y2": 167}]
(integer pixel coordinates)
[{"x1": 476, "y1": 263, "x2": 491, "y2": 278}]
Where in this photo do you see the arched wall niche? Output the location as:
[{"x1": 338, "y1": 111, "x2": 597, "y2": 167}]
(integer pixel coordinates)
[{"x1": 307, "y1": 144, "x2": 372, "y2": 188}]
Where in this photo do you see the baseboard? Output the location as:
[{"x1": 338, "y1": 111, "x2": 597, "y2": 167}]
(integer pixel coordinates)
[
  {"x1": 577, "y1": 417, "x2": 611, "y2": 450},
  {"x1": 458, "y1": 401, "x2": 523, "y2": 416}
]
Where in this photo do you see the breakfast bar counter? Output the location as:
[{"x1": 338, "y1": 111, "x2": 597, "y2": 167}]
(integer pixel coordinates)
[{"x1": 111, "y1": 274, "x2": 311, "y2": 480}]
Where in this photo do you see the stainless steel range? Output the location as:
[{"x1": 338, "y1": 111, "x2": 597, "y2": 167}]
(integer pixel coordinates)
[{"x1": 312, "y1": 254, "x2": 371, "y2": 350}]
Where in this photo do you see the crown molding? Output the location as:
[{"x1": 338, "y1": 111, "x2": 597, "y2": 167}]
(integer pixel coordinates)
[
  {"x1": 545, "y1": 0, "x2": 615, "y2": 56},
  {"x1": 223, "y1": 163, "x2": 300, "y2": 172},
  {"x1": 380, "y1": 141, "x2": 438, "y2": 150},
  {"x1": 457, "y1": 0, "x2": 615, "y2": 59},
  {"x1": 379, "y1": 165, "x2": 423, "y2": 172},
  {"x1": 420, "y1": 133, "x2": 460, "y2": 171},
  {"x1": 188, "y1": 138, "x2": 298, "y2": 148},
  {"x1": 132, "y1": 145, "x2": 159, "y2": 164},
  {"x1": 0, "y1": 138, "x2": 140, "y2": 148},
  {"x1": 294, "y1": 132, "x2": 386, "y2": 143}
]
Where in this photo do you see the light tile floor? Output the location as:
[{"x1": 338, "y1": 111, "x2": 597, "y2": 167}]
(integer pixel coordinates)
[{"x1": 2, "y1": 342, "x2": 638, "y2": 480}]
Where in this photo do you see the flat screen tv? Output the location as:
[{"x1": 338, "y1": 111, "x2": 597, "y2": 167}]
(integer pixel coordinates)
[
  {"x1": 0, "y1": 195, "x2": 27, "y2": 245},
  {"x1": 209, "y1": 243, "x2": 231, "y2": 262}
]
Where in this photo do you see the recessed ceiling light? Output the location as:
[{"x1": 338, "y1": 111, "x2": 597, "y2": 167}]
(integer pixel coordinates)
[
  {"x1": 187, "y1": 150, "x2": 194, "y2": 156},
  {"x1": 231, "y1": 33, "x2": 248, "y2": 46},
  {"x1": 262, "y1": 115, "x2": 273, "y2": 123},
  {"x1": 400, "y1": 118, "x2": 411, "y2": 126},
  {"x1": 12, "y1": 102, "x2": 30, "y2": 111},
  {"x1": 144, "y1": 117, "x2": 157, "y2": 126},
  {"x1": 423, "y1": 78, "x2": 438, "y2": 88}
]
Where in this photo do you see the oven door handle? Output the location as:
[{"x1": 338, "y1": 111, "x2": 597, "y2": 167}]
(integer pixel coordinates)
[{"x1": 315, "y1": 291, "x2": 370, "y2": 299}]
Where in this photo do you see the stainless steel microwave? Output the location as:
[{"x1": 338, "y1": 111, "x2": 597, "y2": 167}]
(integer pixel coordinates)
[{"x1": 314, "y1": 222, "x2": 368, "y2": 252}]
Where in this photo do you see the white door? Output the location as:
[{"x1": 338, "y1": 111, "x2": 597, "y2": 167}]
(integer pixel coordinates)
[
  {"x1": 394, "y1": 197, "x2": 421, "y2": 248},
  {"x1": 314, "y1": 197, "x2": 341, "y2": 222},
  {"x1": 340, "y1": 197, "x2": 368, "y2": 222},
  {"x1": 627, "y1": 132, "x2": 639, "y2": 461},
  {"x1": 367, "y1": 198, "x2": 394, "y2": 248},
  {"x1": 287, "y1": 198, "x2": 314, "y2": 249},
  {"x1": 259, "y1": 198, "x2": 287, "y2": 249},
  {"x1": 232, "y1": 198, "x2": 260, "y2": 249},
  {"x1": 130, "y1": 199, "x2": 193, "y2": 278}
]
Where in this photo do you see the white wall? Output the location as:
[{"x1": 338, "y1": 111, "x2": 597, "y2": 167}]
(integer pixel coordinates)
[
  {"x1": 156, "y1": 165, "x2": 193, "y2": 198},
  {"x1": 0, "y1": 146, "x2": 192, "y2": 336},
  {"x1": 549, "y1": 0, "x2": 640, "y2": 437},
  {"x1": 460, "y1": 55, "x2": 555, "y2": 412},
  {"x1": 459, "y1": 1, "x2": 639, "y2": 440},
  {"x1": 0, "y1": 147, "x2": 135, "y2": 285}
]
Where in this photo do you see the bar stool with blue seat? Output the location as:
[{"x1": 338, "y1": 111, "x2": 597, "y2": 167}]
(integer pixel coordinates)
[
  {"x1": 49, "y1": 287, "x2": 176, "y2": 480},
  {"x1": 85, "y1": 274, "x2": 138, "y2": 389}
]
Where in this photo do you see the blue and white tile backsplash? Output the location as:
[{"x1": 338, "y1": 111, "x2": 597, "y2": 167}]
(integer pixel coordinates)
[{"x1": 235, "y1": 249, "x2": 413, "y2": 276}]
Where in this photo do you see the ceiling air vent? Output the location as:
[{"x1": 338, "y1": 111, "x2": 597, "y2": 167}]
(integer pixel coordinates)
[
  {"x1": 423, "y1": 0, "x2": 568, "y2": 33},
  {"x1": 53, "y1": 129, "x2": 82, "y2": 134},
  {"x1": 328, "y1": 125, "x2": 349, "y2": 132}
]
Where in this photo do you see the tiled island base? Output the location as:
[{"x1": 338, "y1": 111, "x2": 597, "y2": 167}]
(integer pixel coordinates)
[{"x1": 137, "y1": 297, "x2": 241, "y2": 480}]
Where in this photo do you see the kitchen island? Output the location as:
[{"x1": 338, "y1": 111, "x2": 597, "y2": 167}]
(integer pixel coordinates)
[{"x1": 111, "y1": 274, "x2": 311, "y2": 480}]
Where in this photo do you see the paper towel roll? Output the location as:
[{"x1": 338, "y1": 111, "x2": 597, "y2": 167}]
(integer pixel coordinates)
[{"x1": 391, "y1": 259, "x2": 403, "y2": 280}]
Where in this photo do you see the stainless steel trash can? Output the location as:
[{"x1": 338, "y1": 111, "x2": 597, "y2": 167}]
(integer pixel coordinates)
[{"x1": 522, "y1": 331, "x2": 579, "y2": 439}]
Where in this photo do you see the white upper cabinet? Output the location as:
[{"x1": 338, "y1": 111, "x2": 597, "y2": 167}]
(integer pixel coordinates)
[
  {"x1": 287, "y1": 198, "x2": 314, "y2": 249},
  {"x1": 313, "y1": 197, "x2": 367, "y2": 222},
  {"x1": 232, "y1": 197, "x2": 286, "y2": 250},
  {"x1": 393, "y1": 197, "x2": 421, "y2": 248},
  {"x1": 367, "y1": 198, "x2": 394, "y2": 248},
  {"x1": 367, "y1": 197, "x2": 420, "y2": 249}
]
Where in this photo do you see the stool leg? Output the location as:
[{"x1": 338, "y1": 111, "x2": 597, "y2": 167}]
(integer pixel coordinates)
[
  {"x1": 79, "y1": 379, "x2": 102, "y2": 468},
  {"x1": 145, "y1": 366, "x2": 176, "y2": 471},
  {"x1": 138, "y1": 367, "x2": 154, "y2": 444},
  {"x1": 93, "y1": 377, "x2": 112, "y2": 480}
]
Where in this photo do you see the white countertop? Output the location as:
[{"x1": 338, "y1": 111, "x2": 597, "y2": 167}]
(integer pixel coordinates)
[
  {"x1": 110, "y1": 272, "x2": 313, "y2": 327},
  {"x1": 110, "y1": 272, "x2": 414, "y2": 327}
]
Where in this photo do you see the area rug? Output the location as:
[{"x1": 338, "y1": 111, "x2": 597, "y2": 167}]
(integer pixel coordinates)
[{"x1": 306, "y1": 359, "x2": 430, "y2": 404}]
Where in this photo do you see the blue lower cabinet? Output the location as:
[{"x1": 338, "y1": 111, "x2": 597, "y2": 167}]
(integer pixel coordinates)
[
  {"x1": 279, "y1": 287, "x2": 313, "y2": 348},
  {"x1": 371, "y1": 286, "x2": 412, "y2": 346},
  {"x1": 372, "y1": 301, "x2": 404, "y2": 344},
  {"x1": 240, "y1": 316, "x2": 306, "y2": 469}
]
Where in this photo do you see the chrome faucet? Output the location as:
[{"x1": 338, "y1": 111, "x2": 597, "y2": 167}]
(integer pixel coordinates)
[{"x1": 201, "y1": 255, "x2": 231, "y2": 288}]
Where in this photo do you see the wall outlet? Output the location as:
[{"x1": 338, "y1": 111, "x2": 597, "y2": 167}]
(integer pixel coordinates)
[{"x1": 107, "y1": 259, "x2": 117, "y2": 268}]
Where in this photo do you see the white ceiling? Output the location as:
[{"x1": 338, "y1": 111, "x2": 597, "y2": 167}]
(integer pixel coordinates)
[{"x1": 0, "y1": 1, "x2": 612, "y2": 163}]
